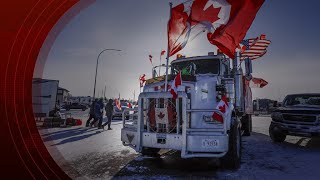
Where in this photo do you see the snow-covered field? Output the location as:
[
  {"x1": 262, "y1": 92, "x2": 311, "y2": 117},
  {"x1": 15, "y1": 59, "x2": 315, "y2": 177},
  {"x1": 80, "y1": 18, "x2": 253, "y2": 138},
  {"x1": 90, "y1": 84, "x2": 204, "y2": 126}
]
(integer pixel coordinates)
[{"x1": 38, "y1": 111, "x2": 320, "y2": 180}]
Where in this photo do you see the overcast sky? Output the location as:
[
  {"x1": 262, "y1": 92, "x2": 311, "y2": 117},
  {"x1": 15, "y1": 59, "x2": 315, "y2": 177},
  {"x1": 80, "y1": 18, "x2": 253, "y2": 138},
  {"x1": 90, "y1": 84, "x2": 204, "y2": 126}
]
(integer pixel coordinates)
[{"x1": 41, "y1": 0, "x2": 320, "y2": 101}]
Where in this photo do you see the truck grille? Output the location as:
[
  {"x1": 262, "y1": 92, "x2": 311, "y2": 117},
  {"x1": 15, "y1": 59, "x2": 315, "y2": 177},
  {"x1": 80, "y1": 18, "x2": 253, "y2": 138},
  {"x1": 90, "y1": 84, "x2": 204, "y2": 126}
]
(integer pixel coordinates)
[
  {"x1": 282, "y1": 114, "x2": 317, "y2": 123},
  {"x1": 280, "y1": 110, "x2": 320, "y2": 115}
]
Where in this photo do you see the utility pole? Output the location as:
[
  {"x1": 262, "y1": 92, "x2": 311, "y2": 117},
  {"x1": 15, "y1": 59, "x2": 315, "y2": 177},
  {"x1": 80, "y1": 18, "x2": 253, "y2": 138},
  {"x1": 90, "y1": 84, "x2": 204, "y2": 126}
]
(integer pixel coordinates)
[
  {"x1": 104, "y1": 85, "x2": 106, "y2": 99},
  {"x1": 133, "y1": 90, "x2": 135, "y2": 102},
  {"x1": 92, "y1": 48, "x2": 122, "y2": 100}
]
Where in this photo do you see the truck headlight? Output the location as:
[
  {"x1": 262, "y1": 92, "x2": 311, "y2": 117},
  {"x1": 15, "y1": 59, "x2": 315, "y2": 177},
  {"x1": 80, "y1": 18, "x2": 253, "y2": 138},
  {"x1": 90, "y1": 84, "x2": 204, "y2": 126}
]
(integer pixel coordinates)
[{"x1": 271, "y1": 112, "x2": 283, "y2": 121}]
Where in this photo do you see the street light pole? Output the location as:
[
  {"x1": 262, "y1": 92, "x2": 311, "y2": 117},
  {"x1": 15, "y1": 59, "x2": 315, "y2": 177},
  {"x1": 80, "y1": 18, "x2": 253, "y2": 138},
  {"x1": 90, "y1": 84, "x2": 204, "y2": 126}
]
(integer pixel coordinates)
[{"x1": 93, "y1": 48, "x2": 121, "y2": 100}]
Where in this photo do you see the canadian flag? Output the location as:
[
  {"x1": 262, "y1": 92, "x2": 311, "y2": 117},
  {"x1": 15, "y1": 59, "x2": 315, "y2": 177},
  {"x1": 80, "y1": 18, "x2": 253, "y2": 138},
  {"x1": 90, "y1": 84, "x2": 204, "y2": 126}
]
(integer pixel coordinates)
[
  {"x1": 127, "y1": 102, "x2": 132, "y2": 108},
  {"x1": 207, "y1": 0, "x2": 265, "y2": 58},
  {"x1": 212, "y1": 95, "x2": 228, "y2": 123},
  {"x1": 250, "y1": 77, "x2": 268, "y2": 88},
  {"x1": 160, "y1": 50, "x2": 166, "y2": 56},
  {"x1": 170, "y1": 72, "x2": 182, "y2": 100},
  {"x1": 115, "y1": 99, "x2": 121, "y2": 110},
  {"x1": 139, "y1": 74, "x2": 146, "y2": 87},
  {"x1": 168, "y1": 0, "x2": 265, "y2": 58}
]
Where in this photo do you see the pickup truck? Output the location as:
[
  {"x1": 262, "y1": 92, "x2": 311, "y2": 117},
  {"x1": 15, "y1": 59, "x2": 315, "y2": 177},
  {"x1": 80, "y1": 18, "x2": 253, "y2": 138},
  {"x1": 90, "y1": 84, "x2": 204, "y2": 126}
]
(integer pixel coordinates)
[
  {"x1": 64, "y1": 102, "x2": 88, "y2": 111},
  {"x1": 269, "y1": 93, "x2": 320, "y2": 142}
]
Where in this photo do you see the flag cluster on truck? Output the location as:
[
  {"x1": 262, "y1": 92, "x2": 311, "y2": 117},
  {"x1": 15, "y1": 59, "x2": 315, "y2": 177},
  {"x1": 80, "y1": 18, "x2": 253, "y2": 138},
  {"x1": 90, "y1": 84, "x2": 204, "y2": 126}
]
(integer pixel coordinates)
[{"x1": 168, "y1": 0, "x2": 265, "y2": 58}]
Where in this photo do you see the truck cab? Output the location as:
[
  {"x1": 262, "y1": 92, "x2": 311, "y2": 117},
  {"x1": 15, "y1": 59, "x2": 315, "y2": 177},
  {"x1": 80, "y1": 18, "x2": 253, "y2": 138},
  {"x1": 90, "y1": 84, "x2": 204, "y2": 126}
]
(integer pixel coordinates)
[
  {"x1": 121, "y1": 52, "x2": 252, "y2": 169},
  {"x1": 269, "y1": 93, "x2": 320, "y2": 142}
]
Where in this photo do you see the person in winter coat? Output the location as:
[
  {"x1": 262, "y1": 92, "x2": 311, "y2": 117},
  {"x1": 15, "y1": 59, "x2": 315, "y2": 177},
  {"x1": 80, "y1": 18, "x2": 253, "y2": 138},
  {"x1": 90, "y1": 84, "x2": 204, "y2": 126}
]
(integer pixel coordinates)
[
  {"x1": 90, "y1": 98, "x2": 104, "y2": 128},
  {"x1": 102, "y1": 99, "x2": 114, "y2": 130},
  {"x1": 85, "y1": 99, "x2": 96, "y2": 127},
  {"x1": 97, "y1": 98, "x2": 105, "y2": 128}
]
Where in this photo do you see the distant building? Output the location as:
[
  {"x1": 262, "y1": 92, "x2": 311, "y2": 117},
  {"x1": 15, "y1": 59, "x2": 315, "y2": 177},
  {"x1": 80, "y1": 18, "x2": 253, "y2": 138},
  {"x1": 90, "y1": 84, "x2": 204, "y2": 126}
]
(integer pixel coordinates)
[
  {"x1": 56, "y1": 87, "x2": 70, "y2": 105},
  {"x1": 253, "y1": 98, "x2": 277, "y2": 115}
]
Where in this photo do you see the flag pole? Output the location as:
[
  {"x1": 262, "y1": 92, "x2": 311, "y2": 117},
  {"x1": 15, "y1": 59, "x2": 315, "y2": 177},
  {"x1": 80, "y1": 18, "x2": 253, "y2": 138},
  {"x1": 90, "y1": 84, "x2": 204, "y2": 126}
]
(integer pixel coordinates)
[
  {"x1": 133, "y1": 90, "x2": 135, "y2": 102},
  {"x1": 159, "y1": 53, "x2": 162, "y2": 76},
  {"x1": 139, "y1": 75, "x2": 141, "y2": 93},
  {"x1": 164, "y1": 2, "x2": 173, "y2": 92}
]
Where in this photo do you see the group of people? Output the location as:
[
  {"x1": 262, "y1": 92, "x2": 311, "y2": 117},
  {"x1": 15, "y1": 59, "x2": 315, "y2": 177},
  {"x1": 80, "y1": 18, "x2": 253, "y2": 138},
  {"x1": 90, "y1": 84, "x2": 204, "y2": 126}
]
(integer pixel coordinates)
[{"x1": 85, "y1": 98, "x2": 114, "y2": 130}]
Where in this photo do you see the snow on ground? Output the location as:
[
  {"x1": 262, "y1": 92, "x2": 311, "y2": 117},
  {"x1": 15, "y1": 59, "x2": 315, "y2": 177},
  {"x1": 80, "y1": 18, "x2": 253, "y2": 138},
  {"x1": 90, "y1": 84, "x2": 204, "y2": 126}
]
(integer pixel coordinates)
[{"x1": 38, "y1": 112, "x2": 320, "y2": 180}]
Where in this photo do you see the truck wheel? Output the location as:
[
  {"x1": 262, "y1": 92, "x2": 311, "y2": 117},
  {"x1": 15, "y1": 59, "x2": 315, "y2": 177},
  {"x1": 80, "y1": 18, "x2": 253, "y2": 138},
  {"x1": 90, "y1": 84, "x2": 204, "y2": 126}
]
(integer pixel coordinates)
[
  {"x1": 242, "y1": 115, "x2": 252, "y2": 136},
  {"x1": 221, "y1": 121, "x2": 241, "y2": 169},
  {"x1": 269, "y1": 123, "x2": 286, "y2": 143},
  {"x1": 141, "y1": 147, "x2": 160, "y2": 157}
]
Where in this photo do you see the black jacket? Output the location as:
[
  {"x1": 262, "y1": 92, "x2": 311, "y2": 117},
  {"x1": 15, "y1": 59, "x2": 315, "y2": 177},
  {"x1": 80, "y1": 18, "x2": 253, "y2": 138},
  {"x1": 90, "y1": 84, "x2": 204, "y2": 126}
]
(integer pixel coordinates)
[{"x1": 105, "y1": 102, "x2": 113, "y2": 116}]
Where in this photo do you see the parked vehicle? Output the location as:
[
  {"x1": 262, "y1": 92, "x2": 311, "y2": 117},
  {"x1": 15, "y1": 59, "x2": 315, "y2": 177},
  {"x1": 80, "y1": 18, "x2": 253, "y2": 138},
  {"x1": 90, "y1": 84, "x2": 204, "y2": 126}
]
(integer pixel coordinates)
[
  {"x1": 269, "y1": 93, "x2": 320, "y2": 142},
  {"x1": 32, "y1": 78, "x2": 59, "y2": 117},
  {"x1": 65, "y1": 102, "x2": 87, "y2": 111},
  {"x1": 253, "y1": 99, "x2": 278, "y2": 116},
  {"x1": 113, "y1": 104, "x2": 130, "y2": 120},
  {"x1": 121, "y1": 52, "x2": 254, "y2": 169}
]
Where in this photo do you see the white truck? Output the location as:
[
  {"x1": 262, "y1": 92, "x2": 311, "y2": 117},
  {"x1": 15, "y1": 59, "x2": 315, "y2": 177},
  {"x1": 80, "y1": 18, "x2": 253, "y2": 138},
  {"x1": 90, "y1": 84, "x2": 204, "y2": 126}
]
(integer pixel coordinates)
[
  {"x1": 32, "y1": 78, "x2": 59, "y2": 117},
  {"x1": 121, "y1": 52, "x2": 253, "y2": 168}
]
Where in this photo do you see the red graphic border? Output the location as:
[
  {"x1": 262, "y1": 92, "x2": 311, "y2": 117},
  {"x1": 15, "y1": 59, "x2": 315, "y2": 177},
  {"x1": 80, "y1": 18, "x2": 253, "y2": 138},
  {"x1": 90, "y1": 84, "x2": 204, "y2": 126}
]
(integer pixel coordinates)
[{"x1": 0, "y1": 1, "x2": 95, "y2": 179}]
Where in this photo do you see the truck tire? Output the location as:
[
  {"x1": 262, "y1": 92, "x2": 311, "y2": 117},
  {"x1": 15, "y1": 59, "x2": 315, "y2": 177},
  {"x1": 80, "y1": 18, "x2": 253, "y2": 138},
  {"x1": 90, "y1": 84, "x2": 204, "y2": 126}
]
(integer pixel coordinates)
[
  {"x1": 221, "y1": 121, "x2": 241, "y2": 169},
  {"x1": 242, "y1": 115, "x2": 252, "y2": 136},
  {"x1": 141, "y1": 147, "x2": 160, "y2": 157},
  {"x1": 269, "y1": 123, "x2": 286, "y2": 143}
]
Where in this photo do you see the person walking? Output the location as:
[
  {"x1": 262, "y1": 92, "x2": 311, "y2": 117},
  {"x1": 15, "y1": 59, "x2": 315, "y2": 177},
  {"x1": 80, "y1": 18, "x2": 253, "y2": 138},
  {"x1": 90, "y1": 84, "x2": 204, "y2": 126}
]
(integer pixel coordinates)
[
  {"x1": 85, "y1": 99, "x2": 96, "y2": 127},
  {"x1": 90, "y1": 98, "x2": 103, "y2": 128},
  {"x1": 97, "y1": 98, "x2": 105, "y2": 128},
  {"x1": 102, "y1": 99, "x2": 114, "y2": 130}
]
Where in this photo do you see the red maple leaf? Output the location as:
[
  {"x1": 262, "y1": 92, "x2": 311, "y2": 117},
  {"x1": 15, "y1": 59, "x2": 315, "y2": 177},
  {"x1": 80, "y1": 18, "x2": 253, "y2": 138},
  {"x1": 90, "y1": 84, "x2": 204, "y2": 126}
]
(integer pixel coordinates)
[
  {"x1": 190, "y1": 0, "x2": 221, "y2": 26},
  {"x1": 158, "y1": 112, "x2": 165, "y2": 119},
  {"x1": 212, "y1": 103, "x2": 226, "y2": 123},
  {"x1": 219, "y1": 104, "x2": 226, "y2": 113}
]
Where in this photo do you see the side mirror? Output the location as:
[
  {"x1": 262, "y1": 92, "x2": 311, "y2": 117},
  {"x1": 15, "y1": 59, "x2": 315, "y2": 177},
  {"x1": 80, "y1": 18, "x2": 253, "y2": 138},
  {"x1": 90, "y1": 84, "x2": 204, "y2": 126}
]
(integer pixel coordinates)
[{"x1": 273, "y1": 101, "x2": 278, "y2": 107}]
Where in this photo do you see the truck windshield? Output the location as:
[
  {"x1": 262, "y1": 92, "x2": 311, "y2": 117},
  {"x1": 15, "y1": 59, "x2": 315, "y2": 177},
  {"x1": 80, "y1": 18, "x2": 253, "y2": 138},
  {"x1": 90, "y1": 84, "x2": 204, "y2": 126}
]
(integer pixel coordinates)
[
  {"x1": 171, "y1": 59, "x2": 220, "y2": 75},
  {"x1": 283, "y1": 94, "x2": 320, "y2": 107}
]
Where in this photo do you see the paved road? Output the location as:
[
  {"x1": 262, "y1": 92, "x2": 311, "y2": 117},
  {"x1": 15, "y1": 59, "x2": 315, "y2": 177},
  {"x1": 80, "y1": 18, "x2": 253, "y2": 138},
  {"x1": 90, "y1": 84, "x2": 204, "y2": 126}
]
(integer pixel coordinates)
[{"x1": 39, "y1": 112, "x2": 320, "y2": 179}]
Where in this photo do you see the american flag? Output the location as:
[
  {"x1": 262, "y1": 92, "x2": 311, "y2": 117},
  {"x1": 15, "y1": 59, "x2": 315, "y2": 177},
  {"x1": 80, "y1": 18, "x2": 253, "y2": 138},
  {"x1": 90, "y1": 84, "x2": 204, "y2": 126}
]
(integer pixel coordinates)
[{"x1": 240, "y1": 34, "x2": 271, "y2": 60}]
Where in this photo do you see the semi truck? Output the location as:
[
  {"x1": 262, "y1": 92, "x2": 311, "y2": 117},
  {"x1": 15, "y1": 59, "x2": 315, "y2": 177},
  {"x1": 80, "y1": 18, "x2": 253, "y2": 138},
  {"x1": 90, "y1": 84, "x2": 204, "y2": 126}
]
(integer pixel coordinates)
[
  {"x1": 121, "y1": 51, "x2": 253, "y2": 168},
  {"x1": 32, "y1": 78, "x2": 59, "y2": 117}
]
